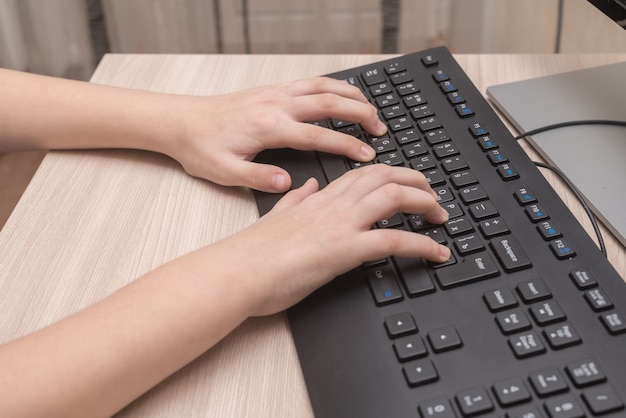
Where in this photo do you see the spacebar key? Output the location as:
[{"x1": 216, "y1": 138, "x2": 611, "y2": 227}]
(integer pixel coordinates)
[{"x1": 435, "y1": 252, "x2": 500, "y2": 289}]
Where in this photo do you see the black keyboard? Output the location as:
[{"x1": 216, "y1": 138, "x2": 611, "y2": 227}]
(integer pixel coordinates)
[{"x1": 253, "y1": 46, "x2": 626, "y2": 418}]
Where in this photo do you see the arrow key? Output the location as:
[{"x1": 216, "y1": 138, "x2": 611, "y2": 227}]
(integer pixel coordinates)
[
  {"x1": 384, "y1": 312, "x2": 417, "y2": 338},
  {"x1": 428, "y1": 325, "x2": 463, "y2": 352},
  {"x1": 403, "y1": 359, "x2": 438, "y2": 387},
  {"x1": 393, "y1": 334, "x2": 428, "y2": 361}
]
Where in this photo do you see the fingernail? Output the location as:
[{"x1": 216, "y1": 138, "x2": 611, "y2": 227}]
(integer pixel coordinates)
[
  {"x1": 440, "y1": 206, "x2": 449, "y2": 221},
  {"x1": 360, "y1": 145, "x2": 375, "y2": 160},
  {"x1": 376, "y1": 119, "x2": 387, "y2": 134},
  {"x1": 271, "y1": 173, "x2": 287, "y2": 191},
  {"x1": 439, "y1": 245, "x2": 451, "y2": 261}
]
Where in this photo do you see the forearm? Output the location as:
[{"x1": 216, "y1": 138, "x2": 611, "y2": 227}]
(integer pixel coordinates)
[
  {"x1": 0, "y1": 67, "x2": 183, "y2": 155},
  {"x1": 0, "y1": 242, "x2": 257, "y2": 418}
]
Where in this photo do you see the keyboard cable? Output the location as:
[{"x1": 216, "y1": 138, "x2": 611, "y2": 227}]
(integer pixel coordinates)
[{"x1": 513, "y1": 119, "x2": 626, "y2": 258}]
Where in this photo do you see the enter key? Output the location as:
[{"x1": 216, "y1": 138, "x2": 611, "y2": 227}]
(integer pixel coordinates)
[{"x1": 435, "y1": 252, "x2": 500, "y2": 289}]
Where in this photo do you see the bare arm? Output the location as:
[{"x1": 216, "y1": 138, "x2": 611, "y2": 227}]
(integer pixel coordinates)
[
  {"x1": 0, "y1": 165, "x2": 450, "y2": 418},
  {"x1": 0, "y1": 68, "x2": 384, "y2": 192}
]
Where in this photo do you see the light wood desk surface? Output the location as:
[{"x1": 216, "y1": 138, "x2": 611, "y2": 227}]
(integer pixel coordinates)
[{"x1": 1, "y1": 53, "x2": 625, "y2": 417}]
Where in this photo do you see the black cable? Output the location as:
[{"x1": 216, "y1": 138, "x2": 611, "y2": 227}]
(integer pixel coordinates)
[
  {"x1": 555, "y1": 0, "x2": 565, "y2": 53},
  {"x1": 513, "y1": 119, "x2": 626, "y2": 141},
  {"x1": 512, "y1": 119, "x2": 626, "y2": 257},
  {"x1": 533, "y1": 161, "x2": 608, "y2": 258}
]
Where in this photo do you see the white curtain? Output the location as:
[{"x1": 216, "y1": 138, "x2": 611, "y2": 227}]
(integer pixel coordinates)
[{"x1": 0, "y1": 0, "x2": 94, "y2": 80}]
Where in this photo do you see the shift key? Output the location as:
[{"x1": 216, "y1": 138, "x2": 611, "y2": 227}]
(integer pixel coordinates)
[{"x1": 435, "y1": 252, "x2": 500, "y2": 289}]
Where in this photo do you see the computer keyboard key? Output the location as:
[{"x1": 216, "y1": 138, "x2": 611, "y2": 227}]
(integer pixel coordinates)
[
  {"x1": 433, "y1": 69, "x2": 449, "y2": 82},
  {"x1": 584, "y1": 288, "x2": 613, "y2": 311},
  {"x1": 478, "y1": 217, "x2": 510, "y2": 238},
  {"x1": 566, "y1": 358, "x2": 606, "y2": 387},
  {"x1": 416, "y1": 116, "x2": 442, "y2": 132},
  {"x1": 361, "y1": 68, "x2": 386, "y2": 85},
  {"x1": 483, "y1": 287, "x2": 519, "y2": 312},
  {"x1": 468, "y1": 200, "x2": 499, "y2": 220},
  {"x1": 514, "y1": 187, "x2": 538, "y2": 205},
  {"x1": 492, "y1": 377, "x2": 532, "y2": 406},
  {"x1": 410, "y1": 155, "x2": 437, "y2": 171},
  {"x1": 537, "y1": 220, "x2": 562, "y2": 240},
  {"x1": 453, "y1": 233, "x2": 485, "y2": 255},
  {"x1": 496, "y1": 308, "x2": 532, "y2": 335},
  {"x1": 420, "y1": 227, "x2": 447, "y2": 244},
  {"x1": 403, "y1": 359, "x2": 439, "y2": 387},
  {"x1": 428, "y1": 325, "x2": 463, "y2": 352},
  {"x1": 516, "y1": 278, "x2": 551, "y2": 303},
  {"x1": 459, "y1": 185, "x2": 488, "y2": 204},
  {"x1": 394, "y1": 256, "x2": 436, "y2": 296},
  {"x1": 393, "y1": 334, "x2": 428, "y2": 361},
  {"x1": 369, "y1": 82, "x2": 392, "y2": 96},
  {"x1": 525, "y1": 204, "x2": 549, "y2": 222},
  {"x1": 424, "y1": 128, "x2": 450, "y2": 145},
  {"x1": 396, "y1": 82, "x2": 419, "y2": 95},
  {"x1": 569, "y1": 267, "x2": 597, "y2": 289},
  {"x1": 384, "y1": 61, "x2": 405, "y2": 74},
  {"x1": 469, "y1": 122, "x2": 489, "y2": 137},
  {"x1": 543, "y1": 322, "x2": 582, "y2": 349},
  {"x1": 544, "y1": 395, "x2": 585, "y2": 418},
  {"x1": 529, "y1": 368, "x2": 569, "y2": 397},
  {"x1": 450, "y1": 170, "x2": 478, "y2": 188},
  {"x1": 509, "y1": 332, "x2": 546, "y2": 358},
  {"x1": 390, "y1": 71, "x2": 412, "y2": 85},
  {"x1": 435, "y1": 252, "x2": 499, "y2": 289},
  {"x1": 418, "y1": 397, "x2": 456, "y2": 418},
  {"x1": 496, "y1": 163, "x2": 520, "y2": 180},
  {"x1": 366, "y1": 266, "x2": 403, "y2": 305},
  {"x1": 395, "y1": 128, "x2": 421, "y2": 144},
  {"x1": 384, "y1": 312, "x2": 418, "y2": 338},
  {"x1": 549, "y1": 238, "x2": 576, "y2": 259},
  {"x1": 490, "y1": 235, "x2": 532, "y2": 272},
  {"x1": 441, "y1": 201, "x2": 464, "y2": 219},
  {"x1": 455, "y1": 387, "x2": 493, "y2": 416},
  {"x1": 441, "y1": 156, "x2": 469, "y2": 173},
  {"x1": 581, "y1": 385, "x2": 624, "y2": 415},
  {"x1": 600, "y1": 311, "x2": 626, "y2": 335},
  {"x1": 529, "y1": 300, "x2": 566, "y2": 325},
  {"x1": 506, "y1": 404, "x2": 544, "y2": 418}
]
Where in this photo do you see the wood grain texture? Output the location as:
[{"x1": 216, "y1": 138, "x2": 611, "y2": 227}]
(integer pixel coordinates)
[{"x1": 0, "y1": 53, "x2": 624, "y2": 417}]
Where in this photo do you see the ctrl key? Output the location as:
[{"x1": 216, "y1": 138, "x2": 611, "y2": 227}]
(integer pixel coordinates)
[
  {"x1": 418, "y1": 397, "x2": 455, "y2": 418},
  {"x1": 366, "y1": 266, "x2": 403, "y2": 306}
]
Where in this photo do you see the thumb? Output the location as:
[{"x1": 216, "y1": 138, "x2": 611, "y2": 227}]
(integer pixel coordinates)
[
  {"x1": 270, "y1": 177, "x2": 320, "y2": 213},
  {"x1": 230, "y1": 160, "x2": 293, "y2": 193}
]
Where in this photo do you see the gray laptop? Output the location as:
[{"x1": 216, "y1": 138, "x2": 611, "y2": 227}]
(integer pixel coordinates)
[{"x1": 487, "y1": 61, "x2": 626, "y2": 247}]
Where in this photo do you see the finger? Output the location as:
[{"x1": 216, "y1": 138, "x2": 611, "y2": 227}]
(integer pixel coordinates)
[
  {"x1": 213, "y1": 158, "x2": 293, "y2": 193},
  {"x1": 356, "y1": 182, "x2": 448, "y2": 227},
  {"x1": 284, "y1": 77, "x2": 369, "y2": 104},
  {"x1": 289, "y1": 93, "x2": 387, "y2": 137},
  {"x1": 270, "y1": 177, "x2": 319, "y2": 213},
  {"x1": 356, "y1": 229, "x2": 451, "y2": 263},
  {"x1": 325, "y1": 165, "x2": 436, "y2": 201},
  {"x1": 272, "y1": 122, "x2": 376, "y2": 162}
]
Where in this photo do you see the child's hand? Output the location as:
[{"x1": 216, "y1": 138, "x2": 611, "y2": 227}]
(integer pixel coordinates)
[
  {"x1": 208, "y1": 164, "x2": 450, "y2": 316},
  {"x1": 165, "y1": 77, "x2": 386, "y2": 192}
]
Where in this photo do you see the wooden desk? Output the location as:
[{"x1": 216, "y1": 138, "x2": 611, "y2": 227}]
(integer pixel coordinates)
[{"x1": 1, "y1": 54, "x2": 625, "y2": 417}]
